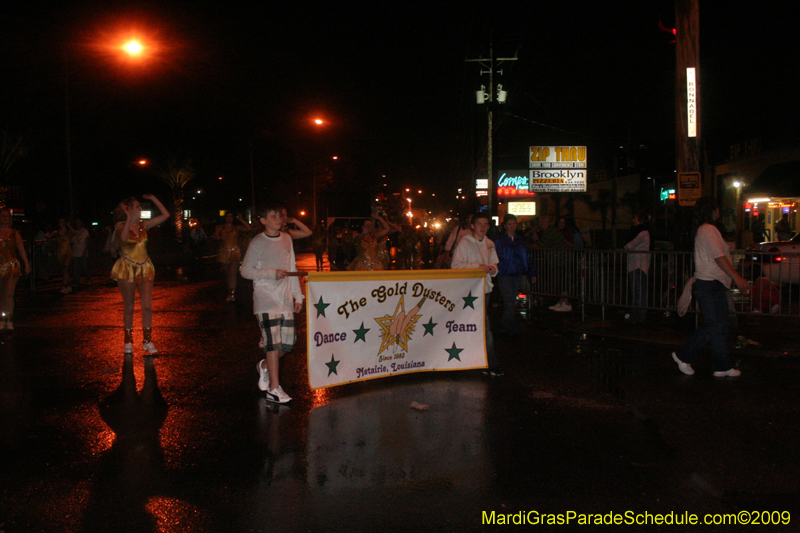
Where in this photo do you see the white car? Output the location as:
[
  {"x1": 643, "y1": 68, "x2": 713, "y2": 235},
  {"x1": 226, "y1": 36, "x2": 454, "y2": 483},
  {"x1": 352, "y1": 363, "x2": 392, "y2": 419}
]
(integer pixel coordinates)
[{"x1": 746, "y1": 233, "x2": 800, "y2": 284}]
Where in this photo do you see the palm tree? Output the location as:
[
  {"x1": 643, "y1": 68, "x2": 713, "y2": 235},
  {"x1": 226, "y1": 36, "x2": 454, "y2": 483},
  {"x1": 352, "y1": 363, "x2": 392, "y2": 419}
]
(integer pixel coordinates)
[{"x1": 161, "y1": 157, "x2": 195, "y2": 242}]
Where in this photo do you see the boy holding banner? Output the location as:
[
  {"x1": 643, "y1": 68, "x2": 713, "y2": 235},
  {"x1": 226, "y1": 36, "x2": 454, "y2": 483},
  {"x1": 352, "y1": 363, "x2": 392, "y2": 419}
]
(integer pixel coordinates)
[
  {"x1": 451, "y1": 211, "x2": 503, "y2": 376},
  {"x1": 241, "y1": 202, "x2": 305, "y2": 404}
]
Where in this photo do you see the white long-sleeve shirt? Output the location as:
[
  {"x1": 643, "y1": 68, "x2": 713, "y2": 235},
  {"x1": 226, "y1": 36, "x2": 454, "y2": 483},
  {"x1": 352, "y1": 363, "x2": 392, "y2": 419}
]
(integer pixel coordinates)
[
  {"x1": 624, "y1": 229, "x2": 650, "y2": 273},
  {"x1": 451, "y1": 233, "x2": 499, "y2": 293},
  {"x1": 240, "y1": 232, "x2": 304, "y2": 315}
]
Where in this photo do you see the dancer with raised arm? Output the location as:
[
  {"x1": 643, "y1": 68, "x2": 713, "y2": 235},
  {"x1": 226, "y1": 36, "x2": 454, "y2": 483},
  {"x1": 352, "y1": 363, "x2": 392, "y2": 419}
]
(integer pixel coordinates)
[{"x1": 110, "y1": 195, "x2": 170, "y2": 354}]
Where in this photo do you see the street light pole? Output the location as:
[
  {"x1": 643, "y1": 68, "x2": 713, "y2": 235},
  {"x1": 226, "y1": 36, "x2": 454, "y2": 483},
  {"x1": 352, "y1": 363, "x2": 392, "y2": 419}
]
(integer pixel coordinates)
[{"x1": 64, "y1": 52, "x2": 74, "y2": 221}]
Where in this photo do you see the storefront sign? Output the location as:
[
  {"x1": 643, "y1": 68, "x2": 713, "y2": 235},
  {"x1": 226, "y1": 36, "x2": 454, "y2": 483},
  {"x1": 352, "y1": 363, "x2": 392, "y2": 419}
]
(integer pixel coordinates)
[
  {"x1": 529, "y1": 147, "x2": 587, "y2": 192},
  {"x1": 507, "y1": 202, "x2": 536, "y2": 216},
  {"x1": 497, "y1": 170, "x2": 535, "y2": 197},
  {"x1": 687, "y1": 68, "x2": 697, "y2": 138},
  {"x1": 529, "y1": 146, "x2": 587, "y2": 169},
  {"x1": 678, "y1": 172, "x2": 701, "y2": 206}
]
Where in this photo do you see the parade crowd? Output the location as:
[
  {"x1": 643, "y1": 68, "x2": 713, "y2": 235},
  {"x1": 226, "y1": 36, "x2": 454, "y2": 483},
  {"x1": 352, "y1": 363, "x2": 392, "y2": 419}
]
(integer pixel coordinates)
[{"x1": 3, "y1": 195, "x2": 748, "y2": 404}]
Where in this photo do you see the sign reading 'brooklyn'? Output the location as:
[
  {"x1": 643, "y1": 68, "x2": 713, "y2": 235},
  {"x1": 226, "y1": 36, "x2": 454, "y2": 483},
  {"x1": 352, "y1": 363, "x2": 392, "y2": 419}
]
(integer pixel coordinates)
[{"x1": 529, "y1": 146, "x2": 588, "y2": 192}]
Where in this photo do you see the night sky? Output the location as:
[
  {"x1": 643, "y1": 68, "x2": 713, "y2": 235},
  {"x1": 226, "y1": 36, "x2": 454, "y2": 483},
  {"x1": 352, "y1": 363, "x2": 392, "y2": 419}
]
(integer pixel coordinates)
[{"x1": 2, "y1": 1, "x2": 797, "y2": 223}]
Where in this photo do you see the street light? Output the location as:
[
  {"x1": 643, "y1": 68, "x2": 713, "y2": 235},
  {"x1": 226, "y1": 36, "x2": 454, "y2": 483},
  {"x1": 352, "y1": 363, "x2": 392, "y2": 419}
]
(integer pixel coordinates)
[
  {"x1": 64, "y1": 31, "x2": 154, "y2": 219},
  {"x1": 123, "y1": 40, "x2": 144, "y2": 56}
]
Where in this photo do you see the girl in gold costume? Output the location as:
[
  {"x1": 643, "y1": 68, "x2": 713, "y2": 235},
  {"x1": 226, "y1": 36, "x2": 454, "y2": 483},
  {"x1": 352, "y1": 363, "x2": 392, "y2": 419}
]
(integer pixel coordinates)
[
  {"x1": 348, "y1": 214, "x2": 397, "y2": 271},
  {"x1": 111, "y1": 195, "x2": 170, "y2": 354},
  {"x1": 213, "y1": 212, "x2": 252, "y2": 302},
  {"x1": 0, "y1": 209, "x2": 30, "y2": 330},
  {"x1": 47, "y1": 217, "x2": 72, "y2": 294}
]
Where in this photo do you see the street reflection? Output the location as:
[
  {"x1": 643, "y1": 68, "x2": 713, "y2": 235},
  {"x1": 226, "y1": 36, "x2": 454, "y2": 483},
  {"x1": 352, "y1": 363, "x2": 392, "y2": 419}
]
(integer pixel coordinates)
[
  {"x1": 82, "y1": 354, "x2": 169, "y2": 531},
  {"x1": 247, "y1": 378, "x2": 490, "y2": 530},
  {"x1": 306, "y1": 380, "x2": 491, "y2": 491}
]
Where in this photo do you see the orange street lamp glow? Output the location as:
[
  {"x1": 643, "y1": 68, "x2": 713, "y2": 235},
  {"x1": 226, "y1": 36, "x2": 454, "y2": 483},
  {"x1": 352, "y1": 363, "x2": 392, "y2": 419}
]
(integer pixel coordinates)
[
  {"x1": 123, "y1": 40, "x2": 144, "y2": 55},
  {"x1": 314, "y1": 119, "x2": 324, "y2": 125},
  {"x1": 138, "y1": 159, "x2": 148, "y2": 166}
]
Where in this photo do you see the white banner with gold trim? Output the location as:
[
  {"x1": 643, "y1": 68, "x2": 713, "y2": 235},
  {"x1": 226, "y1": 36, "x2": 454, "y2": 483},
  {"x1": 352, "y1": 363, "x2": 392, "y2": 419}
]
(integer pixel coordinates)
[{"x1": 306, "y1": 269, "x2": 487, "y2": 390}]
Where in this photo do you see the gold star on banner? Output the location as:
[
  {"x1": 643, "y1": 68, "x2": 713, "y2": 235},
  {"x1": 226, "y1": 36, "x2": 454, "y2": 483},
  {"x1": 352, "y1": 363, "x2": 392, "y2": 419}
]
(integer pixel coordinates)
[{"x1": 374, "y1": 295, "x2": 422, "y2": 355}]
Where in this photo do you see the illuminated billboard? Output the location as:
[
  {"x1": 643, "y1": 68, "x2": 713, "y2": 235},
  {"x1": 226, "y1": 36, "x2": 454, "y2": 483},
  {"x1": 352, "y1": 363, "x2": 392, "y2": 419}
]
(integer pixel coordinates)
[
  {"x1": 507, "y1": 202, "x2": 536, "y2": 216},
  {"x1": 497, "y1": 170, "x2": 535, "y2": 198},
  {"x1": 687, "y1": 68, "x2": 697, "y2": 138},
  {"x1": 529, "y1": 146, "x2": 587, "y2": 192}
]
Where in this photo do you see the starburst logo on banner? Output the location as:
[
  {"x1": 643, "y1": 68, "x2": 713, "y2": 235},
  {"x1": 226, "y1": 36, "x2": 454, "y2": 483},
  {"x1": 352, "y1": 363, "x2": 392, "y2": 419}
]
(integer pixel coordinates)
[{"x1": 374, "y1": 296, "x2": 426, "y2": 355}]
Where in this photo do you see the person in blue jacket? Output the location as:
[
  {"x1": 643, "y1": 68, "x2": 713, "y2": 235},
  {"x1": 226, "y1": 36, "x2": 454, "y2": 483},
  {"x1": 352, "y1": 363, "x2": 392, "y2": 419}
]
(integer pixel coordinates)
[{"x1": 495, "y1": 214, "x2": 538, "y2": 335}]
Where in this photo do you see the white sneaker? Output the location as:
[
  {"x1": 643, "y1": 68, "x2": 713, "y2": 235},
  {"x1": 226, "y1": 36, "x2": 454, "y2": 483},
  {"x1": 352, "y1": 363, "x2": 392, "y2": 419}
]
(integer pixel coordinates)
[
  {"x1": 548, "y1": 302, "x2": 564, "y2": 311},
  {"x1": 556, "y1": 303, "x2": 572, "y2": 312},
  {"x1": 713, "y1": 368, "x2": 742, "y2": 378},
  {"x1": 124, "y1": 342, "x2": 133, "y2": 354},
  {"x1": 672, "y1": 352, "x2": 694, "y2": 375},
  {"x1": 142, "y1": 342, "x2": 158, "y2": 355},
  {"x1": 256, "y1": 360, "x2": 271, "y2": 391},
  {"x1": 266, "y1": 385, "x2": 292, "y2": 404}
]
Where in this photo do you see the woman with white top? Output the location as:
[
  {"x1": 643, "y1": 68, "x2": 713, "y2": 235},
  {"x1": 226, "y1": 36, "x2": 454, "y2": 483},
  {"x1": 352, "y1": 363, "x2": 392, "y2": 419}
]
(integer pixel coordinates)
[{"x1": 671, "y1": 197, "x2": 749, "y2": 377}]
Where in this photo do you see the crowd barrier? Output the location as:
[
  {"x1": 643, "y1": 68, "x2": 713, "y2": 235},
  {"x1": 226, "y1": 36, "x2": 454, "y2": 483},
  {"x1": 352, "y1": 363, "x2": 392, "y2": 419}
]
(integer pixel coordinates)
[
  {"x1": 525, "y1": 249, "x2": 800, "y2": 319},
  {"x1": 25, "y1": 240, "x2": 66, "y2": 292}
]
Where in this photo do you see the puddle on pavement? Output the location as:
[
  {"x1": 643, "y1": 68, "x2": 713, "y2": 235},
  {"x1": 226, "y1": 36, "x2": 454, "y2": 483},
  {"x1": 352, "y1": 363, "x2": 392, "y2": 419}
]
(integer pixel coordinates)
[{"x1": 573, "y1": 332, "x2": 642, "y2": 399}]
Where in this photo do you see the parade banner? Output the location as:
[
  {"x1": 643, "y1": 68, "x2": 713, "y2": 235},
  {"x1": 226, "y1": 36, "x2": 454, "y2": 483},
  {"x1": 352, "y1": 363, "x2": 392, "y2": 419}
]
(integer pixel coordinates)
[{"x1": 306, "y1": 269, "x2": 487, "y2": 390}]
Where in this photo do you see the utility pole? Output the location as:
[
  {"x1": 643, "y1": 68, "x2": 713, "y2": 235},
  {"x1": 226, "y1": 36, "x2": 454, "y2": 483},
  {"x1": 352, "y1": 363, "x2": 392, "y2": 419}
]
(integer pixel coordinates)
[
  {"x1": 467, "y1": 42, "x2": 516, "y2": 217},
  {"x1": 675, "y1": 0, "x2": 700, "y2": 247}
]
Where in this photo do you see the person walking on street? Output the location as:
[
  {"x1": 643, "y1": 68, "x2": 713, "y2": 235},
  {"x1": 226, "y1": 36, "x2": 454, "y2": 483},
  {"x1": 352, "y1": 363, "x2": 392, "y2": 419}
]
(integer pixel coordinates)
[
  {"x1": 452, "y1": 211, "x2": 502, "y2": 376},
  {"x1": 241, "y1": 202, "x2": 304, "y2": 404},
  {"x1": 672, "y1": 197, "x2": 749, "y2": 378},
  {"x1": 0, "y1": 209, "x2": 30, "y2": 330},
  {"x1": 213, "y1": 212, "x2": 252, "y2": 302},
  {"x1": 495, "y1": 214, "x2": 537, "y2": 335},
  {"x1": 110, "y1": 195, "x2": 170, "y2": 355}
]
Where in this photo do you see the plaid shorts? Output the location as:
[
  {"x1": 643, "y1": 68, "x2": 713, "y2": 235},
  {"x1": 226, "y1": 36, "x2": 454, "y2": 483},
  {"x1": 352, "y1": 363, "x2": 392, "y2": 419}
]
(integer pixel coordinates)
[{"x1": 257, "y1": 313, "x2": 296, "y2": 353}]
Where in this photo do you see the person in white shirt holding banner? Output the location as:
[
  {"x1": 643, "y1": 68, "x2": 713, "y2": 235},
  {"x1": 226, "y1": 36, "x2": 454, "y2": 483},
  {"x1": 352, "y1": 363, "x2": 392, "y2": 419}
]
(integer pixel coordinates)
[
  {"x1": 241, "y1": 201, "x2": 304, "y2": 404},
  {"x1": 451, "y1": 211, "x2": 503, "y2": 376}
]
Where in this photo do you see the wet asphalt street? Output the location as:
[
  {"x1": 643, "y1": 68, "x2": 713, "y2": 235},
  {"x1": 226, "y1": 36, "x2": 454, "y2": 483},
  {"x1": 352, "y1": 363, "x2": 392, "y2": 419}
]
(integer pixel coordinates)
[{"x1": 1, "y1": 253, "x2": 799, "y2": 532}]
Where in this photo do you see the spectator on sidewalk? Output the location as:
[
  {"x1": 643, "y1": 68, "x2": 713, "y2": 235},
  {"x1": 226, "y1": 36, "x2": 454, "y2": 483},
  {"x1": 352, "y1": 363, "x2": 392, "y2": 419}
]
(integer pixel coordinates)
[
  {"x1": 532, "y1": 215, "x2": 573, "y2": 312},
  {"x1": 624, "y1": 211, "x2": 650, "y2": 323},
  {"x1": 70, "y1": 218, "x2": 91, "y2": 288},
  {"x1": 495, "y1": 214, "x2": 537, "y2": 335},
  {"x1": 47, "y1": 217, "x2": 72, "y2": 294}
]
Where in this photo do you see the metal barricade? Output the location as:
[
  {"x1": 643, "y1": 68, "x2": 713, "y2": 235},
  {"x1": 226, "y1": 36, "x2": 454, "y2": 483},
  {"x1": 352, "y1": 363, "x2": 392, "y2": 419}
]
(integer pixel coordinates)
[
  {"x1": 525, "y1": 248, "x2": 800, "y2": 320},
  {"x1": 26, "y1": 240, "x2": 64, "y2": 292}
]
